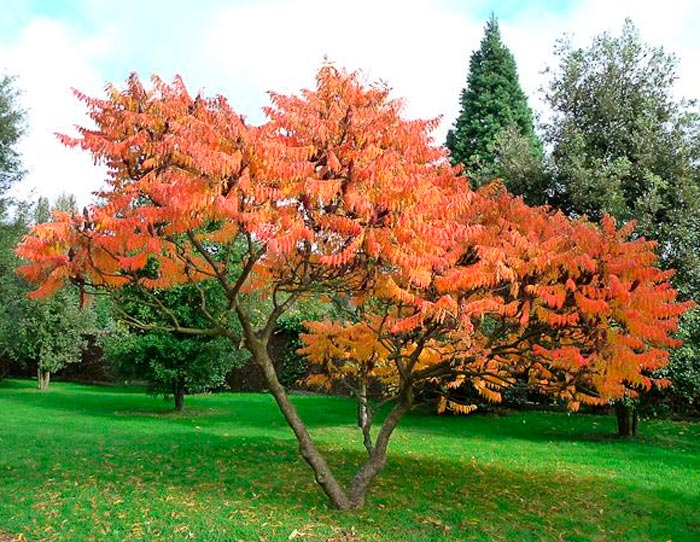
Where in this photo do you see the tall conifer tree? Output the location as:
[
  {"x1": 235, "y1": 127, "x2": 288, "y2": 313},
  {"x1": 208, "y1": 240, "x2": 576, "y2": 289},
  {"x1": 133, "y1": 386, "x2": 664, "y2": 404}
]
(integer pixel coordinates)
[{"x1": 447, "y1": 15, "x2": 544, "y2": 202}]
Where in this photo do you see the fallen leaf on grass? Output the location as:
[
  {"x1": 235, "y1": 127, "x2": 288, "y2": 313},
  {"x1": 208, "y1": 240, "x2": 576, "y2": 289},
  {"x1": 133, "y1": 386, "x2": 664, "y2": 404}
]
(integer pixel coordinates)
[
  {"x1": 421, "y1": 517, "x2": 451, "y2": 534},
  {"x1": 328, "y1": 526, "x2": 359, "y2": 542}
]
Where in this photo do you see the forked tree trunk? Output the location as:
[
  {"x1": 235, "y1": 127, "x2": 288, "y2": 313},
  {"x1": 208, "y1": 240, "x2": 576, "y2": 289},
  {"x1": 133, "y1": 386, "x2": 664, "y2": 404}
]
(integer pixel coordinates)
[
  {"x1": 248, "y1": 337, "x2": 352, "y2": 508},
  {"x1": 247, "y1": 335, "x2": 409, "y2": 509},
  {"x1": 37, "y1": 368, "x2": 50, "y2": 391},
  {"x1": 346, "y1": 393, "x2": 411, "y2": 507},
  {"x1": 615, "y1": 402, "x2": 638, "y2": 437}
]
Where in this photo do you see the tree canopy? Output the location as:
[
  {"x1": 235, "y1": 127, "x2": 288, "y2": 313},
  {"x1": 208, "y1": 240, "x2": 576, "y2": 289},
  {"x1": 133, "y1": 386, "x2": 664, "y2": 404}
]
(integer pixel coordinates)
[
  {"x1": 0, "y1": 74, "x2": 24, "y2": 196},
  {"x1": 544, "y1": 19, "x2": 700, "y2": 295},
  {"x1": 102, "y1": 282, "x2": 246, "y2": 410}
]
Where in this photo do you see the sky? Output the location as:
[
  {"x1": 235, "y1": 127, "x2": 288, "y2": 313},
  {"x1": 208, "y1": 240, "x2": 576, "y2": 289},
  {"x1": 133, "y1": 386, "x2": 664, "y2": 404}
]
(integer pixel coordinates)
[{"x1": 1, "y1": 0, "x2": 699, "y2": 207}]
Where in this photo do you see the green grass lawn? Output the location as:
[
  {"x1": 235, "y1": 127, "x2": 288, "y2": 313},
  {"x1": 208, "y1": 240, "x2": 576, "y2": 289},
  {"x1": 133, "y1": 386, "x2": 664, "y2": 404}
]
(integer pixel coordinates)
[{"x1": 0, "y1": 380, "x2": 698, "y2": 542}]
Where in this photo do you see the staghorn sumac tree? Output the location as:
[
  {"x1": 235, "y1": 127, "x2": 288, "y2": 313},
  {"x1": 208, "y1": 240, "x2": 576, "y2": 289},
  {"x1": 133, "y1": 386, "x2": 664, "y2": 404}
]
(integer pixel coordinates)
[{"x1": 16, "y1": 66, "x2": 690, "y2": 509}]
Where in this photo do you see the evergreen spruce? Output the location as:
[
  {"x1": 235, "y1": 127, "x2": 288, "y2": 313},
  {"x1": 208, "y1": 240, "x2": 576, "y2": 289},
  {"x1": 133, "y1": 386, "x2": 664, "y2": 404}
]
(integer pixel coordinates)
[{"x1": 447, "y1": 15, "x2": 544, "y2": 201}]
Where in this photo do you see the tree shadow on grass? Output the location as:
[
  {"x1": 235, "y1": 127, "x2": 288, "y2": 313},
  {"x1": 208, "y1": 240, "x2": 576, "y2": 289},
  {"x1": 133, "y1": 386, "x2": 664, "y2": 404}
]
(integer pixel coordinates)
[
  {"x1": 2, "y1": 380, "x2": 698, "y2": 540},
  {"x1": 0, "y1": 379, "x2": 34, "y2": 390},
  {"x1": 403, "y1": 408, "x2": 700, "y2": 453},
  {"x1": 2, "y1": 425, "x2": 698, "y2": 542},
  {"x1": 0, "y1": 378, "x2": 147, "y2": 394},
  {"x1": 3, "y1": 379, "x2": 698, "y2": 475}
]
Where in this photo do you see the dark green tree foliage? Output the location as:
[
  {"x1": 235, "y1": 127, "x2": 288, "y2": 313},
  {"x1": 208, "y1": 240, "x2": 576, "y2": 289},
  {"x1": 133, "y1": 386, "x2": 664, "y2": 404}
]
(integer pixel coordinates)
[
  {"x1": 544, "y1": 20, "x2": 700, "y2": 235},
  {"x1": 102, "y1": 283, "x2": 246, "y2": 410},
  {"x1": 102, "y1": 328, "x2": 238, "y2": 411},
  {"x1": 447, "y1": 15, "x2": 544, "y2": 201},
  {"x1": 0, "y1": 206, "x2": 31, "y2": 377},
  {"x1": 544, "y1": 20, "x2": 700, "y2": 294},
  {"x1": 0, "y1": 75, "x2": 24, "y2": 193},
  {"x1": 0, "y1": 75, "x2": 26, "y2": 378}
]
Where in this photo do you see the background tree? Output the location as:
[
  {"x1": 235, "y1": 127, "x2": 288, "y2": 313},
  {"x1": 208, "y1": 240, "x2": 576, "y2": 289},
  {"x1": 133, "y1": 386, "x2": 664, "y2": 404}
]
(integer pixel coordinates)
[
  {"x1": 0, "y1": 74, "x2": 24, "y2": 195},
  {"x1": 0, "y1": 205, "x2": 30, "y2": 378},
  {"x1": 9, "y1": 285, "x2": 93, "y2": 390},
  {"x1": 543, "y1": 19, "x2": 700, "y2": 424},
  {"x1": 0, "y1": 74, "x2": 26, "y2": 378},
  {"x1": 7, "y1": 196, "x2": 97, "y2": 389},
  {"x1": 446, "y1": 15, "x2": 545, "y2": 202},
  {"x1": 544, "y1": 19, "x2": 700, "y2": 279},
  {"x1": 102, "y1": 283, "x2": 247, "y2": 410},
  {"x1": 102, "y1": 327, "x2": 241, "y2": 411}
]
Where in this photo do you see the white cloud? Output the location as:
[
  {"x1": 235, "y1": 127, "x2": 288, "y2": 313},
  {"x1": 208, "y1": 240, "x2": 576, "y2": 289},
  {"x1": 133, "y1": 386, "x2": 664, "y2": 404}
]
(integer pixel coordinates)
[
  {"x1": 1, "y1": 18, "x2": 113, "y2": 208},
  {"x1": 200, "y1": 0, "x2": 482, "y2": 132},
  {"x1": 500, "y1": 0, "x2": 700, "y2": 115}
]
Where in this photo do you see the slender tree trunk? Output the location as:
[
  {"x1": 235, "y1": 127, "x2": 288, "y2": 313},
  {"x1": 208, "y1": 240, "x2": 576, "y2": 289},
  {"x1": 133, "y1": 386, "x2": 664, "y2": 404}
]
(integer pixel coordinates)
[
  {"x1": 357, "y1": 380, "x2": 369, "y2": 429},
  {"x1": 173, "y1": 382, "x2": 185, "y2": 412},
  {"x1": 238, "y1": 322, "x2": 410, "y2": 509},
  {"x1": 37, "y1": 368, "x2": 50, "y2": 391},
  {"x1": 357, "y1": 380, "x2": 374, "y2": 455},
  {"x1": 247, "y1": 337, "x2": 353, "y2": 509},
  {"x1": 615, "y1": 402, "x2": 638, "y2": 437}
]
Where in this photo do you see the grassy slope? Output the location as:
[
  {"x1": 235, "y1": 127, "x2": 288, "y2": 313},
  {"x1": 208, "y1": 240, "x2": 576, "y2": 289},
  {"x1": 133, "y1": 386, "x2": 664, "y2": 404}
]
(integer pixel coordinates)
[{"x1": 0, "y1": 379, "x2": 698, "y2": 542}]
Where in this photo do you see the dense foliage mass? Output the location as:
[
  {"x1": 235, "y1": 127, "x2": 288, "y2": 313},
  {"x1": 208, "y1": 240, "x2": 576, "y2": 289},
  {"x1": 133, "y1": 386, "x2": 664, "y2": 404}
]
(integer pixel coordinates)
[
  {"x1": 0, "y1": 75, "x2": 24, "y2": 194},
  {"x1": 15, "y1": 65, "x2": 690, "y2": 508},
  {"x1": 0, "y1": 75, "x2": 28, "y2": 379},
  {"x1": 544, "y1": 19, "x2": 700, "y2": 294},
  {"x1": 0, "y1": 209, "x2": 30, "y2": 378}
]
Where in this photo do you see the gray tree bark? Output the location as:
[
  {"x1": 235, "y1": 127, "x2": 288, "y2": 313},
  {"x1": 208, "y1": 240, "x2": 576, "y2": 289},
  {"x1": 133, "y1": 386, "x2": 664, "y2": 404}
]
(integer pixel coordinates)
[{"x1": 37, "y1": 368, "x2": 50, "y2": 391}]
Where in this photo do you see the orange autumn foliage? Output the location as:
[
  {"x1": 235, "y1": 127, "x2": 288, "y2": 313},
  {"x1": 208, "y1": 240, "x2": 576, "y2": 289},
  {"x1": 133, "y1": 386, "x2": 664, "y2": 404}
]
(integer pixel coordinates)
[
  {"x1": 17, "y1": 65, "x2": 691, "y2": 415},
  {"x1": 301, "y1": 182, "x2": 693, "y2": 411}
]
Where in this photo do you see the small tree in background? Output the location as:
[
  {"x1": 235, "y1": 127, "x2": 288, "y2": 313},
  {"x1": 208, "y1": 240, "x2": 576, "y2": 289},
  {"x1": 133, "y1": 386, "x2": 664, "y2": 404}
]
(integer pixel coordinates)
[
  {"x1": 102, "y1": 283, "x2": 247, "y2": 410},
  {"x1": 102, "y1": 327, "x2": 241, "y2": 411},
  {"x1": 446, "y1": 14, "x2": 545, "y2": 202},
  {"x1": 10, "y1": 285, "x2": 93, "y2": 390}
]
